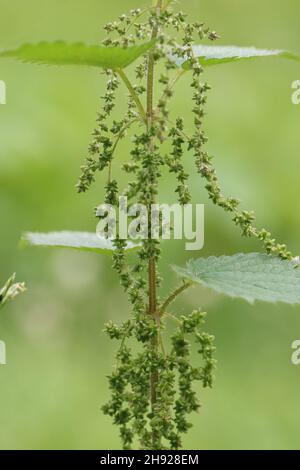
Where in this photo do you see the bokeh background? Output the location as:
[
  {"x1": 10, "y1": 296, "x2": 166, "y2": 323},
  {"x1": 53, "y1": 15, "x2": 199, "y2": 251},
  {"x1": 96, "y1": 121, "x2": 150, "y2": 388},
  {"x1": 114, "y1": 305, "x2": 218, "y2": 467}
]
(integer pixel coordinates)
[{"x1": 1, "y1": 0, "x2": 300, "y2": 450}]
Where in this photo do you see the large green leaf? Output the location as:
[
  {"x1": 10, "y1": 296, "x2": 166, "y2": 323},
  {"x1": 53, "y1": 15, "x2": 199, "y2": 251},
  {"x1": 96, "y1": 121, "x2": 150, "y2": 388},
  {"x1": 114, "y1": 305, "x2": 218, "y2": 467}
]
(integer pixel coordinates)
[
  {"x1": 21, "y1": 231, "x2": 139, "y2": 254},
  {"x1": 173, "y1": 253, "x2": 300, "y2": 304},
  {"x1": 0, "y1": 40, "x2": 155, "y2": 70},
  {"x1": 175, "y1": 45, "x2": 300, "y2": 68},
  {"x1": 0, "y1": 274, "x2": 26, "y2": 311}
]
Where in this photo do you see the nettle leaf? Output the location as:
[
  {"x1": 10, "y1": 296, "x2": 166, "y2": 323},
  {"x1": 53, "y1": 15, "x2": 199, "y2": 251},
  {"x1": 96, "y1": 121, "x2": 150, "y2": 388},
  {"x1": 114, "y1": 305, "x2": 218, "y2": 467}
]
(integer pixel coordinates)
[
  {"x1": 176, "y1": 45, "x2": 300, "y2": 68},
  {"x1": 173, "y1": 253, "x2": 300, "y2": 304},
  {"x1": 21, "y1": 232, "x2": 139, "y2": 254},
  {"x1": 0, "y1": 40, "x2": 155, "y2": 70}
]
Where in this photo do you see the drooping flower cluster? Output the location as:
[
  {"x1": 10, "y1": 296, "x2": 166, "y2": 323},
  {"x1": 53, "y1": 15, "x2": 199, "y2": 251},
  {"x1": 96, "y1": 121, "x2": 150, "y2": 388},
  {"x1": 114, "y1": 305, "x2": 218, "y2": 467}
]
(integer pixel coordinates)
[{"x1": 103, "y1": 308, "x2": 215, "y2": 450}]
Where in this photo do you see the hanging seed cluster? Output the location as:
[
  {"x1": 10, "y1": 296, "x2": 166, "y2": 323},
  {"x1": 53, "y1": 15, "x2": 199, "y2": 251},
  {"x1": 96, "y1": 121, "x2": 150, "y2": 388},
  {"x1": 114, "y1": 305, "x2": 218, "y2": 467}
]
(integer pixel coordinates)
[
  {"x1": 76, "y1": 1, "x2": 294, "y2": 450},
  {"x1": 103, "y1": 308, "x2": 215, "y2": 450}
]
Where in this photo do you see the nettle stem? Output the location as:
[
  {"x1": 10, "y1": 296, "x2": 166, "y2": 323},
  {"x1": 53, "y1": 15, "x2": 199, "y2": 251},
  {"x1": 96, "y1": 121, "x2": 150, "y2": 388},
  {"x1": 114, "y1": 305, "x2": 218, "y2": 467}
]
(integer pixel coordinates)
[
  {"x1": 147, "y1": 0, "x2": 163, "y2": 446},
  {"x1": 159, "y1": 281, "x2": 193, "y2": 316},
  {"x1": 117, "y1": 69, "x2": 147, "y2": 123}
]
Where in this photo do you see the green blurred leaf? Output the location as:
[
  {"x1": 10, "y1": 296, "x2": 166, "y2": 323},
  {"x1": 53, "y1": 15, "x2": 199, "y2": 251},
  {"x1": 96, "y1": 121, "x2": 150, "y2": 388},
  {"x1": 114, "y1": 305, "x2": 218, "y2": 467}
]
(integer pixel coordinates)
[
  {"x1": 175, "y1": 45, "x2": 300, "y2": 68},
  {"x1": 0, "y1": 40, "x2": 155, "y2": 70},
  {"x1": 172, "y1": 253, "x2": 300, "y2": 304},
  {"x1": 21, "y1": 231, "x2": 140, "y2": 254},
  {"x1": 0, "y1": 274, "x2": 26, "y2": 311}
]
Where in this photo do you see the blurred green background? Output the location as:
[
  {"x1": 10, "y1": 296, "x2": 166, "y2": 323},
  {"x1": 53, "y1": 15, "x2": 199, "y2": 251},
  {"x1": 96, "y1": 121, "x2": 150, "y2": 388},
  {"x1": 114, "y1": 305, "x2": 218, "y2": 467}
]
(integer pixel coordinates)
[{"x1": 1, "y1": 0, "x2": 300, "y2": 450}]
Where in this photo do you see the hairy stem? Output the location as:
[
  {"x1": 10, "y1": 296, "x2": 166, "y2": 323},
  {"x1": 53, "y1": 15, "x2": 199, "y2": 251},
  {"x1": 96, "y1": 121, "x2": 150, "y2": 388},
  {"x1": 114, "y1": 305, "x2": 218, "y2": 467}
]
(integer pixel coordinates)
[
  {"x1": 117, "y1": 69, "x2": 147, "y2": 123},
  {"x1": 147, "y1": 0, "x2": 163, "y2": 448},
  {"x1": 164, "y1": 311, "x2": 181, "y2": 324},
  {"x1": 159, "y1": 281, "x2": 193, "y2": 316}
]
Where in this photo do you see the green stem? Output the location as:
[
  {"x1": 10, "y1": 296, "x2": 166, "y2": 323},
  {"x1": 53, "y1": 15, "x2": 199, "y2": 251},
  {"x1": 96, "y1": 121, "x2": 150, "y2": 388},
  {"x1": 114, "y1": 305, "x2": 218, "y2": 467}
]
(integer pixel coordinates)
[
  {"x1": 117, "y1": 69, "x2": 147, "y2": 123},
  {"x1": 159, "y1": 281, "x2": 193, "y2": 315},
  {"x1": 158, "y1": 329, "x2": 166, "y2": 356},
  {"x1": 108, "y1": 118, "x2": 139, "y2": 183},
  {"x1": 167, "y1": 69, "x2": 186, "y2": 92},
  {"x1": 147, "y1": 0, "x2": 163, "y2": 449},
  {"x1": 157, "y1": 69, "x2": 187, "y2": 108},
  {"x1": 164, "y1": 311, "x2": 181, "y2": 324}
]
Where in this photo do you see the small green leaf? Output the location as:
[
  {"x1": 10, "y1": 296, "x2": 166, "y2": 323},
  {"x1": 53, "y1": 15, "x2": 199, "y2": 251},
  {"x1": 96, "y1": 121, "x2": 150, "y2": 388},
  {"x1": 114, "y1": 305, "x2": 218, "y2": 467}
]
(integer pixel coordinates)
[
  {"x1": 0, "y1": 274, "x2": 26, "y2": 311},
  {"x1": 175, "y1": 45, "x2": 300, "y2": 68},
  {"x1": 21, "y1": 231, "x2": 139, "y2": 254},
  {"x1": 173, "y1": 253, "x2": 300, "y2": 304},
  {"x1": 0, "y1": 40, "x2": 155, "y2": 70}
]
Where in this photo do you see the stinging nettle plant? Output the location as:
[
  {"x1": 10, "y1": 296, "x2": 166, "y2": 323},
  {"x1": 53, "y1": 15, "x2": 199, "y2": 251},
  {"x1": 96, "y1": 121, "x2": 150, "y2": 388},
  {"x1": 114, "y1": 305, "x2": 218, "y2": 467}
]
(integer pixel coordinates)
[{"x1": 2, "y1": 0, "x2": 300, "y2": 449}]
